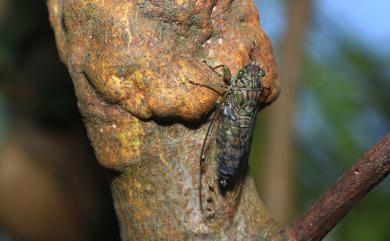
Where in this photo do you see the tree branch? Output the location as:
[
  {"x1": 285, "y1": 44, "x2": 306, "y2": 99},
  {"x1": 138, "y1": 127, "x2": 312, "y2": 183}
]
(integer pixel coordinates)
[{"x1": 286, "y1": 134, "x2": 390, "y2": 241}]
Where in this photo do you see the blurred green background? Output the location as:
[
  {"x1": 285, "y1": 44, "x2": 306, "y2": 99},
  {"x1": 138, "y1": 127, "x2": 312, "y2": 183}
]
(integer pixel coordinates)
[
  {"x1": 0, "y1": 0, "x2": 388, "y2": 241},
  {"x1": 0, "y1": 1, "x2": 120, "y2": 241},
  {"x1": 251, "y1": 1, "x2": 390, "y2": 241}
]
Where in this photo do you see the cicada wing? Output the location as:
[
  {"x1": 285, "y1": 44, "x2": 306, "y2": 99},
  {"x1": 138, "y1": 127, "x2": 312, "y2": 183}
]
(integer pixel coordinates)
[
  {"x1": 199, "y1": 90, "x2": 245, "y2": 227},
  {"x1": 239, "y1": 108, "x2": 260, "y2": 166}
]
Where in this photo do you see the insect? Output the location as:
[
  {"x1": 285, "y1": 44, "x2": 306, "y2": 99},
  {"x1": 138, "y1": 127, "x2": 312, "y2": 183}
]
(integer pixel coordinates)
[{"x1": 199, "y1": 59, "x2": 266, "y2": 226}]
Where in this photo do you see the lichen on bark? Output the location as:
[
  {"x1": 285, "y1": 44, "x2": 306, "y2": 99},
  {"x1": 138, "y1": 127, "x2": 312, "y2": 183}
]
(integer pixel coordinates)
[{"x1": 47, "y1": 0, "x2": 283, "y2": 240}]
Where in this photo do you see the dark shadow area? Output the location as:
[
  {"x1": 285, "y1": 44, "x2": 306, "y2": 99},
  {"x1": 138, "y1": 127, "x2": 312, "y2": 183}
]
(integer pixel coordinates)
[{"x1": 0, "y1": 1, "x2": 121, "y2": 241}]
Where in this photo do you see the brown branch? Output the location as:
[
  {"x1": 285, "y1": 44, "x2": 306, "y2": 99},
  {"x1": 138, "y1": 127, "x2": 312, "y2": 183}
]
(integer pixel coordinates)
[{"x1": 286, "y1": 134, "x2": 390, "y2": 241}]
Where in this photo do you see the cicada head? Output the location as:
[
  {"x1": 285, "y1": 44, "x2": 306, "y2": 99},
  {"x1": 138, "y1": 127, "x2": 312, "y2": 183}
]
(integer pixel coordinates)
[
  {"x1": 232, "y1": 63, "x2": 265, "y2": 89},
  {"x1": 231, "y1": 63, "x2": 265, "y2": 113}
]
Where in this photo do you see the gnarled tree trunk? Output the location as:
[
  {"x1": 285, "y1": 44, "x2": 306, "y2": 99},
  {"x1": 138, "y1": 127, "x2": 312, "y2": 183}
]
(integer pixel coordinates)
[
  {"x1": 47, "y1": 0, "x2": 282, "y2": 240},
  {"x1": 47, "y1": 1, "x2": 389, "y2": 240}
]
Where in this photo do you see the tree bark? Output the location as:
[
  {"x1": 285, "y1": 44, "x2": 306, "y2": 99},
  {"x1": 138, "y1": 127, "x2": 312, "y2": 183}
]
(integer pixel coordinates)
[
  {"x1": 47, "y1": 0, "x2": 282, "y2": 240},
  {"x1": 47, "y1": 1, "x2": 389, "y2": 240}
]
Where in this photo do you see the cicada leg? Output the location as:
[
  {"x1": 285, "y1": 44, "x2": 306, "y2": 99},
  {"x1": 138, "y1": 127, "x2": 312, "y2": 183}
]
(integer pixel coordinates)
[{"x1": 202, "y1": 60, "x2": 232, "y2": 85}]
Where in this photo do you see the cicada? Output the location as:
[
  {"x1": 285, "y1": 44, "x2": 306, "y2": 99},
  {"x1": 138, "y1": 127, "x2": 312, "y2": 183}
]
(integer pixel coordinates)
[{"x1": 199, "y1": 60, "x2": 266, "y2": 226}]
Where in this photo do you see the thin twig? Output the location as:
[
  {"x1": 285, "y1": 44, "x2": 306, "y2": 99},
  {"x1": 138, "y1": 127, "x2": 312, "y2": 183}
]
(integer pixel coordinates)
[{"x1": 286, "y1": 134, "x2": 390, "y2": 241}]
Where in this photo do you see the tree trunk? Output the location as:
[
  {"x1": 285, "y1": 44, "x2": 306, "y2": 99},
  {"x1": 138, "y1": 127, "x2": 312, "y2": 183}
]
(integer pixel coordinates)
[
  {"x1": 47, "y1": 1, "x2": 389, "y2": 240},
  {"x1": 47, "y1": 0, "x2": 283, "y2": 240}
]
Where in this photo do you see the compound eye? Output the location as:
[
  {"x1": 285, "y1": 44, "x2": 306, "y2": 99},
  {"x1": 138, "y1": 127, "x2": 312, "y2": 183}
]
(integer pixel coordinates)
[{"x1": 258, "y1": 69, "x2": 265, "y2": 78}]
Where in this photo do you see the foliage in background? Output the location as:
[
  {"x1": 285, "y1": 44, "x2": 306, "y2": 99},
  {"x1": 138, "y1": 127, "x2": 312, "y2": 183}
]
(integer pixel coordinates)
[
  {"x1": 0, "y1": 1, "x2": 120, "y2": 241},
  {"x1": 252, "y1": 1, "x2": 390, "y2": 240},
  {"x1": 296, "y1": 41, "x2": 390, "y2": 241}
]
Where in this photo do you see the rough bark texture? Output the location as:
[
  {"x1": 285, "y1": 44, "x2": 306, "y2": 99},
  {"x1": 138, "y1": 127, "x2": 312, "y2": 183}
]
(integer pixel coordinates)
[
  {"x1": 47, "y1": 1, "x2": 389, "y2": 241},
  {"x1": 47, "y1": 0, "x2": 282, "y2": 240}
]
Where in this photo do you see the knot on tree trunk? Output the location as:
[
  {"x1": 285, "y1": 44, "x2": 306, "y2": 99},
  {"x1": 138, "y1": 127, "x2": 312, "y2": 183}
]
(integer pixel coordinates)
[
  {"x1": 48, "y1": 0, "x2": 279, "y2": 170},
  {"x1": 48, "y1": 0, "x2": 285, "y2": 240}
]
